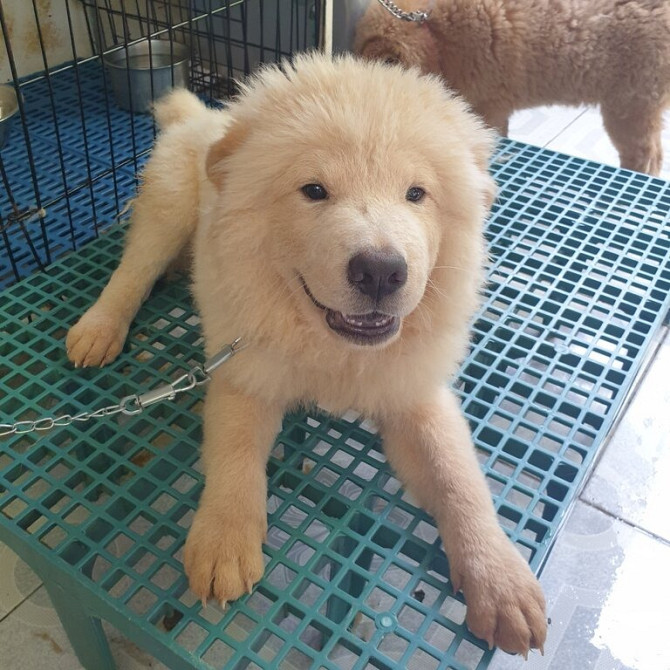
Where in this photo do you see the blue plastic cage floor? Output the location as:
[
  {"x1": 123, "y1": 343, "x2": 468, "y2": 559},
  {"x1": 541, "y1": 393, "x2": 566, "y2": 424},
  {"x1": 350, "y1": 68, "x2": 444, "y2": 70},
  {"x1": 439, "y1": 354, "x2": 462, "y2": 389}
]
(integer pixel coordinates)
[
  {"x1": 0, "y1": 139, "x2": 668, "y2": 669},
  {"x1": 0, "y1": 61, "x2": 155, "y2": 287},
  {"x1": 0, "y1": 4, "x2": 318, "y2": 290}
]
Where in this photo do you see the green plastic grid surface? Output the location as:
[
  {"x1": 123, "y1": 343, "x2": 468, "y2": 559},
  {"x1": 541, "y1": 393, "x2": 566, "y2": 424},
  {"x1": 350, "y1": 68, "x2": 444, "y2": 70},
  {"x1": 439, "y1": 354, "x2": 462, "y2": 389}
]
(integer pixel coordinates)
[{"x1": 0, "y1": 139, "x2": 669, "y2": 670}]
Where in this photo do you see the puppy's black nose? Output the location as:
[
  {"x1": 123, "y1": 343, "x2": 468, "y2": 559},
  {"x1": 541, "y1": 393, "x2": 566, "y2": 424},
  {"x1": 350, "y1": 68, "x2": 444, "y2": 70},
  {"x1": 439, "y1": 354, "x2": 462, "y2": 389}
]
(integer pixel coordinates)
[{"x1": 348, "y1": 249, "x2": 408, "y2": 300}]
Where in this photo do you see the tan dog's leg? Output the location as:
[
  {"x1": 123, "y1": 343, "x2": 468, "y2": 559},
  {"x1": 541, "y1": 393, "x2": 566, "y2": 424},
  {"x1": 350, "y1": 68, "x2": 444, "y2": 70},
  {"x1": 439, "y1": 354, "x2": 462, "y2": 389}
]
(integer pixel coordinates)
[
  {"x1": 380, "y1": 387, "x2": 546, "y2": 656},
  {"x1": 67, "y1": 173, "x2": 197, "y2": 367},
  {"x1": 184, "y1": 375, "x2": 284, "y2": 605},
  {"x1": 602, "y1": 104, "x2": 664, "y2": 176}
]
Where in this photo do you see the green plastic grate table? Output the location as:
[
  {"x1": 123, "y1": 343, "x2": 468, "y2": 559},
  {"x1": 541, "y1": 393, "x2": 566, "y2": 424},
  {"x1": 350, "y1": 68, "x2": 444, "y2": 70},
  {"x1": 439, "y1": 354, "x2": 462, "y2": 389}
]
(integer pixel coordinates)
[{"x1": 1, "y1": 140, "x2": 669, "y2": 670}]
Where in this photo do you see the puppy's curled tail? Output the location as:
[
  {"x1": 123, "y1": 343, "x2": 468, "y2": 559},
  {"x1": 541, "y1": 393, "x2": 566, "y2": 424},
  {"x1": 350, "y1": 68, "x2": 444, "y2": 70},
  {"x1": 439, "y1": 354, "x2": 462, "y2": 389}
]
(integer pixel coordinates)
[{"x1": 153, "y1": 89, "x2": 207, "y2": 129}]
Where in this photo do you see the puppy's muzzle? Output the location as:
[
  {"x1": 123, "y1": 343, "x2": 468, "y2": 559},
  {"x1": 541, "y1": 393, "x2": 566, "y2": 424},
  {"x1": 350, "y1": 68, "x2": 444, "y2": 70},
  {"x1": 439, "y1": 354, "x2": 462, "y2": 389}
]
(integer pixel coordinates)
[{"x1": 347, "y1": 249, "x2": 408, "y2": 301}]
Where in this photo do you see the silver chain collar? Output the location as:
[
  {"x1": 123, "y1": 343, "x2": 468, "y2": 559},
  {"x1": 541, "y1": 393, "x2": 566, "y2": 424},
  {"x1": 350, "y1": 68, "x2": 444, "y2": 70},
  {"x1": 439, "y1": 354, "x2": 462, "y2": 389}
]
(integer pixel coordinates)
[
  {"x1": 376, "y1": 0, "x2": 432, "y2": 23},
  {"x1": 0, "y1": 338, "x2": 244, "y2": 438}
]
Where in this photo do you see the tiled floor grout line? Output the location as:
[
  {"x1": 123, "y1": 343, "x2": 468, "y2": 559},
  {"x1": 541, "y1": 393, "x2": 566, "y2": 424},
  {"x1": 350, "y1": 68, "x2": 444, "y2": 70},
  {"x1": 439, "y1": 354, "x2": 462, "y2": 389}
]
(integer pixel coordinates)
[
  {"x1": 573, "y1": 329, "x2": 670, "y2": 546},
  {"x1": 540, "y1": 108, "x2": 589, "y2": 148},
  {"x1": 0, "y1": 581, "x2": 43, "y2": 625},
  {"x1": 579, "y1": 327, "x2": 669, "y2": 485},
  {"x1": 577, "y1": 498, "x2": 670, "y2": 548}
]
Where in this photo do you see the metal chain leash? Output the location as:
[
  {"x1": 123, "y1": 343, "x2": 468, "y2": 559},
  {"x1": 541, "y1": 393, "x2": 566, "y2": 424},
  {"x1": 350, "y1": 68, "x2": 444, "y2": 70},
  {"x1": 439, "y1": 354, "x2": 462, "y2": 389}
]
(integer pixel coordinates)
[
  {"x1": 0, "y1": 338, "x2": 244, "y2": 438},
  {"x1": 376, "y1": 0, "x2": 432, "y2": 23}
]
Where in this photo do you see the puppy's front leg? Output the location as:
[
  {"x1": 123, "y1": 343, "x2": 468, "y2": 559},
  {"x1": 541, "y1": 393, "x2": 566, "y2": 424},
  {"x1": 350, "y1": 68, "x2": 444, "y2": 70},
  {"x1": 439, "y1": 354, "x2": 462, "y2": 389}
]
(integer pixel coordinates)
[
  {"x1": 67, "y1": 144, "x2": 198, "y2": 368},
  {"x1": 380, "y1": 387, "x2": 546, "y2": 656},
  {"x1": 184, "y1": 374, "x2": 283, "y2": 605}
]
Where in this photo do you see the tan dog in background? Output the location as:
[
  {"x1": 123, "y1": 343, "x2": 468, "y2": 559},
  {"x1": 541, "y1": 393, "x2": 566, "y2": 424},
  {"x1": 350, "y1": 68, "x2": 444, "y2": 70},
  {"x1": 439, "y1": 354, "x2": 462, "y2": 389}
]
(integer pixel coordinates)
[
  {"x1": 355, "y1": 0, "x2": 670, "y2": 175},
  {"x1": 66, "y1": 54, "x2": 546, "y2": 656}
]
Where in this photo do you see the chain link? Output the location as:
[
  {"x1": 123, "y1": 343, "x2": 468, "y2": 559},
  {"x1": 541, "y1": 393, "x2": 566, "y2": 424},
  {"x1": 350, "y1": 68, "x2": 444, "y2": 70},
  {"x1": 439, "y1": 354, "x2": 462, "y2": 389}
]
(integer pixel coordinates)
[
  {"x1": 376, "y1": 0, "x2": 432, "y2": 23},
  {"x1": 0, "y1": 338, "x2": 243, "y2": 438}
]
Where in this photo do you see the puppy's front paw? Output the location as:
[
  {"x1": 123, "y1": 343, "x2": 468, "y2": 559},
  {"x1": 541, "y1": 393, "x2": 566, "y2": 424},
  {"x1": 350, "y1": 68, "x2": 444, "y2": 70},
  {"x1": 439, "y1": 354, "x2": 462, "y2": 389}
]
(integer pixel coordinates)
[
  {"x1": 454, "y1": 536, "x2": 546, "y2": 657},
  {"x1": 184, "y1": 507, "x2": 266, "y2": 606},
  {"x1": 66, "y1": 307, "x2": 128, "y2": 367}
]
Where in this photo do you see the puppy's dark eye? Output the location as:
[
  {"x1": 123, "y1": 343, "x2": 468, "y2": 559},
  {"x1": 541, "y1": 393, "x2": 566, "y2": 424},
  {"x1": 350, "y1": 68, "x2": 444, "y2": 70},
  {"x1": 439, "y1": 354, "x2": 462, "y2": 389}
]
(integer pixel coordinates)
[
  {"x1": 301, "y1": 183, "x2": 328, "y2": 200},
  {"x1": 406, "y1": 186, "x2": 426, "y2": 202}
]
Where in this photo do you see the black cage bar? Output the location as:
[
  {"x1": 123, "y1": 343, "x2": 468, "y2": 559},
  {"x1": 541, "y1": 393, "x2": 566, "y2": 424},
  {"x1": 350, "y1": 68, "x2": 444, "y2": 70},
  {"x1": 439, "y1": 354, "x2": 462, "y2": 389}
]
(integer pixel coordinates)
[{"x1": 0, "y1": 0, "x2": 323, "y2": 288}]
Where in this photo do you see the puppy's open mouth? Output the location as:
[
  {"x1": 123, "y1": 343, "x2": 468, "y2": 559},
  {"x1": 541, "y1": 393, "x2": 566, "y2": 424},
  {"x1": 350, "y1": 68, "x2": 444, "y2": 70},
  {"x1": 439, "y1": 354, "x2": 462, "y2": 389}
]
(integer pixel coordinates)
[{"x1": 301, "y1": 277, "x2": 400, "y2": 345}]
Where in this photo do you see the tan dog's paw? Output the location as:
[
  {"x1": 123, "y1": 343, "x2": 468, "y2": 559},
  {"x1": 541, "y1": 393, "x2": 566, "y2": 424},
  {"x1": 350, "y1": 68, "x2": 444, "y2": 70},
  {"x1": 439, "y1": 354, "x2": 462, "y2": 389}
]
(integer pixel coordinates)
[
  {"x1": 66, "y1": 308, "x2": 128, "y2": 367},
  {"x1": 184, "y1": 507, "x2": 266, "y2": 606},
  {"x1": 453, "y1": 536, "x2": 547, "y2": 657}
]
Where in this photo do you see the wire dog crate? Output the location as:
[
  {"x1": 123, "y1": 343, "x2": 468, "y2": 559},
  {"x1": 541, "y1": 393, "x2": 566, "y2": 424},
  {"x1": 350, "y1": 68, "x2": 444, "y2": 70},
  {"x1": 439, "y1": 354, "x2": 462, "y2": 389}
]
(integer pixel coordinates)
[
  {"x1": 2, "y1": 2, "x2": 670, "y2": 669},
  {"x1": 0, "y1": 0, "x2": 323, "y2": 288}
]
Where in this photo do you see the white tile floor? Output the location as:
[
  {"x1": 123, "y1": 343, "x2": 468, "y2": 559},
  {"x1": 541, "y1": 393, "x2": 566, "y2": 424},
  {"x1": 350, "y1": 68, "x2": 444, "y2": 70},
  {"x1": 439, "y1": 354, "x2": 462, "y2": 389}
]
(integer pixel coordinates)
[
  {"x1": 489, "y1": 331, "x2": 670, "y2": 670},
  {"x1": 509, "y1": 106, "x2": 670, "y2": 180},
  {"x1": 0, "y1": 106, "x2": 669, "y2": 669}
]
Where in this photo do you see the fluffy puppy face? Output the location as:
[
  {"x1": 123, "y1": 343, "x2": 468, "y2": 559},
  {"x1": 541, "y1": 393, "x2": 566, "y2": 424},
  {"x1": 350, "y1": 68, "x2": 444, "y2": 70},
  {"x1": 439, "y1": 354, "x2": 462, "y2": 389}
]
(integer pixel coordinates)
[
  {"x1": 262, "y1": 135, "x2": 442, "y2": 347},
  {"x1": 205, "y1": 55, "x2": 494, "y2": 351}
]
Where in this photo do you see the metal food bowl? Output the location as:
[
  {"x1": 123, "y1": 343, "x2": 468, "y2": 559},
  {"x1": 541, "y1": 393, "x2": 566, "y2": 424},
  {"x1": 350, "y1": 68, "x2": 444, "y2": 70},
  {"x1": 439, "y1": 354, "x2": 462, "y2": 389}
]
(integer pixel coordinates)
[
  {"x1": 0, "y1": 84, "x2": 19, "y2": 149},
  {"x1": 104, "y1": 40, "x2": 190, "y2": 113}
]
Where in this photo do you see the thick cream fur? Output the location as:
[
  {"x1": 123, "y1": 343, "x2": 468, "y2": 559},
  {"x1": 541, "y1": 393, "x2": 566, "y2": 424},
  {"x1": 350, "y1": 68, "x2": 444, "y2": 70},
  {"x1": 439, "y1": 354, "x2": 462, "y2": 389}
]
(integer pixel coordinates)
[
  {"x1": 355, "y1": 0, "x2": 670, "y2": 175},
  {"x1": 192, "y1": 56, "x2": 494, "y2": 417},
  {"x1": 66, "y1": 54, "x2": 545, "y2": 656}
]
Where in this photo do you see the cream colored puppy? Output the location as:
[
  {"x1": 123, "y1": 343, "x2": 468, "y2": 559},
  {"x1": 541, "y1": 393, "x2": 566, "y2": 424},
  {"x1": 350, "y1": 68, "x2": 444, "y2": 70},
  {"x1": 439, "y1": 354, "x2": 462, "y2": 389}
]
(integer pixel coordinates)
[{"x1": 66, "y1": 54, "x2": 546, "y2": 656}]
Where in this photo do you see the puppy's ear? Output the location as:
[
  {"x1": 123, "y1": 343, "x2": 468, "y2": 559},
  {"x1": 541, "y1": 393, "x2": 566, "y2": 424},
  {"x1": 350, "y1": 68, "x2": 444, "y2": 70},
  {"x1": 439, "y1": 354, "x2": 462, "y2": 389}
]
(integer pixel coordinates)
[{"x1": 206, "y1": 119, "x2": 249, "y2": 189}]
